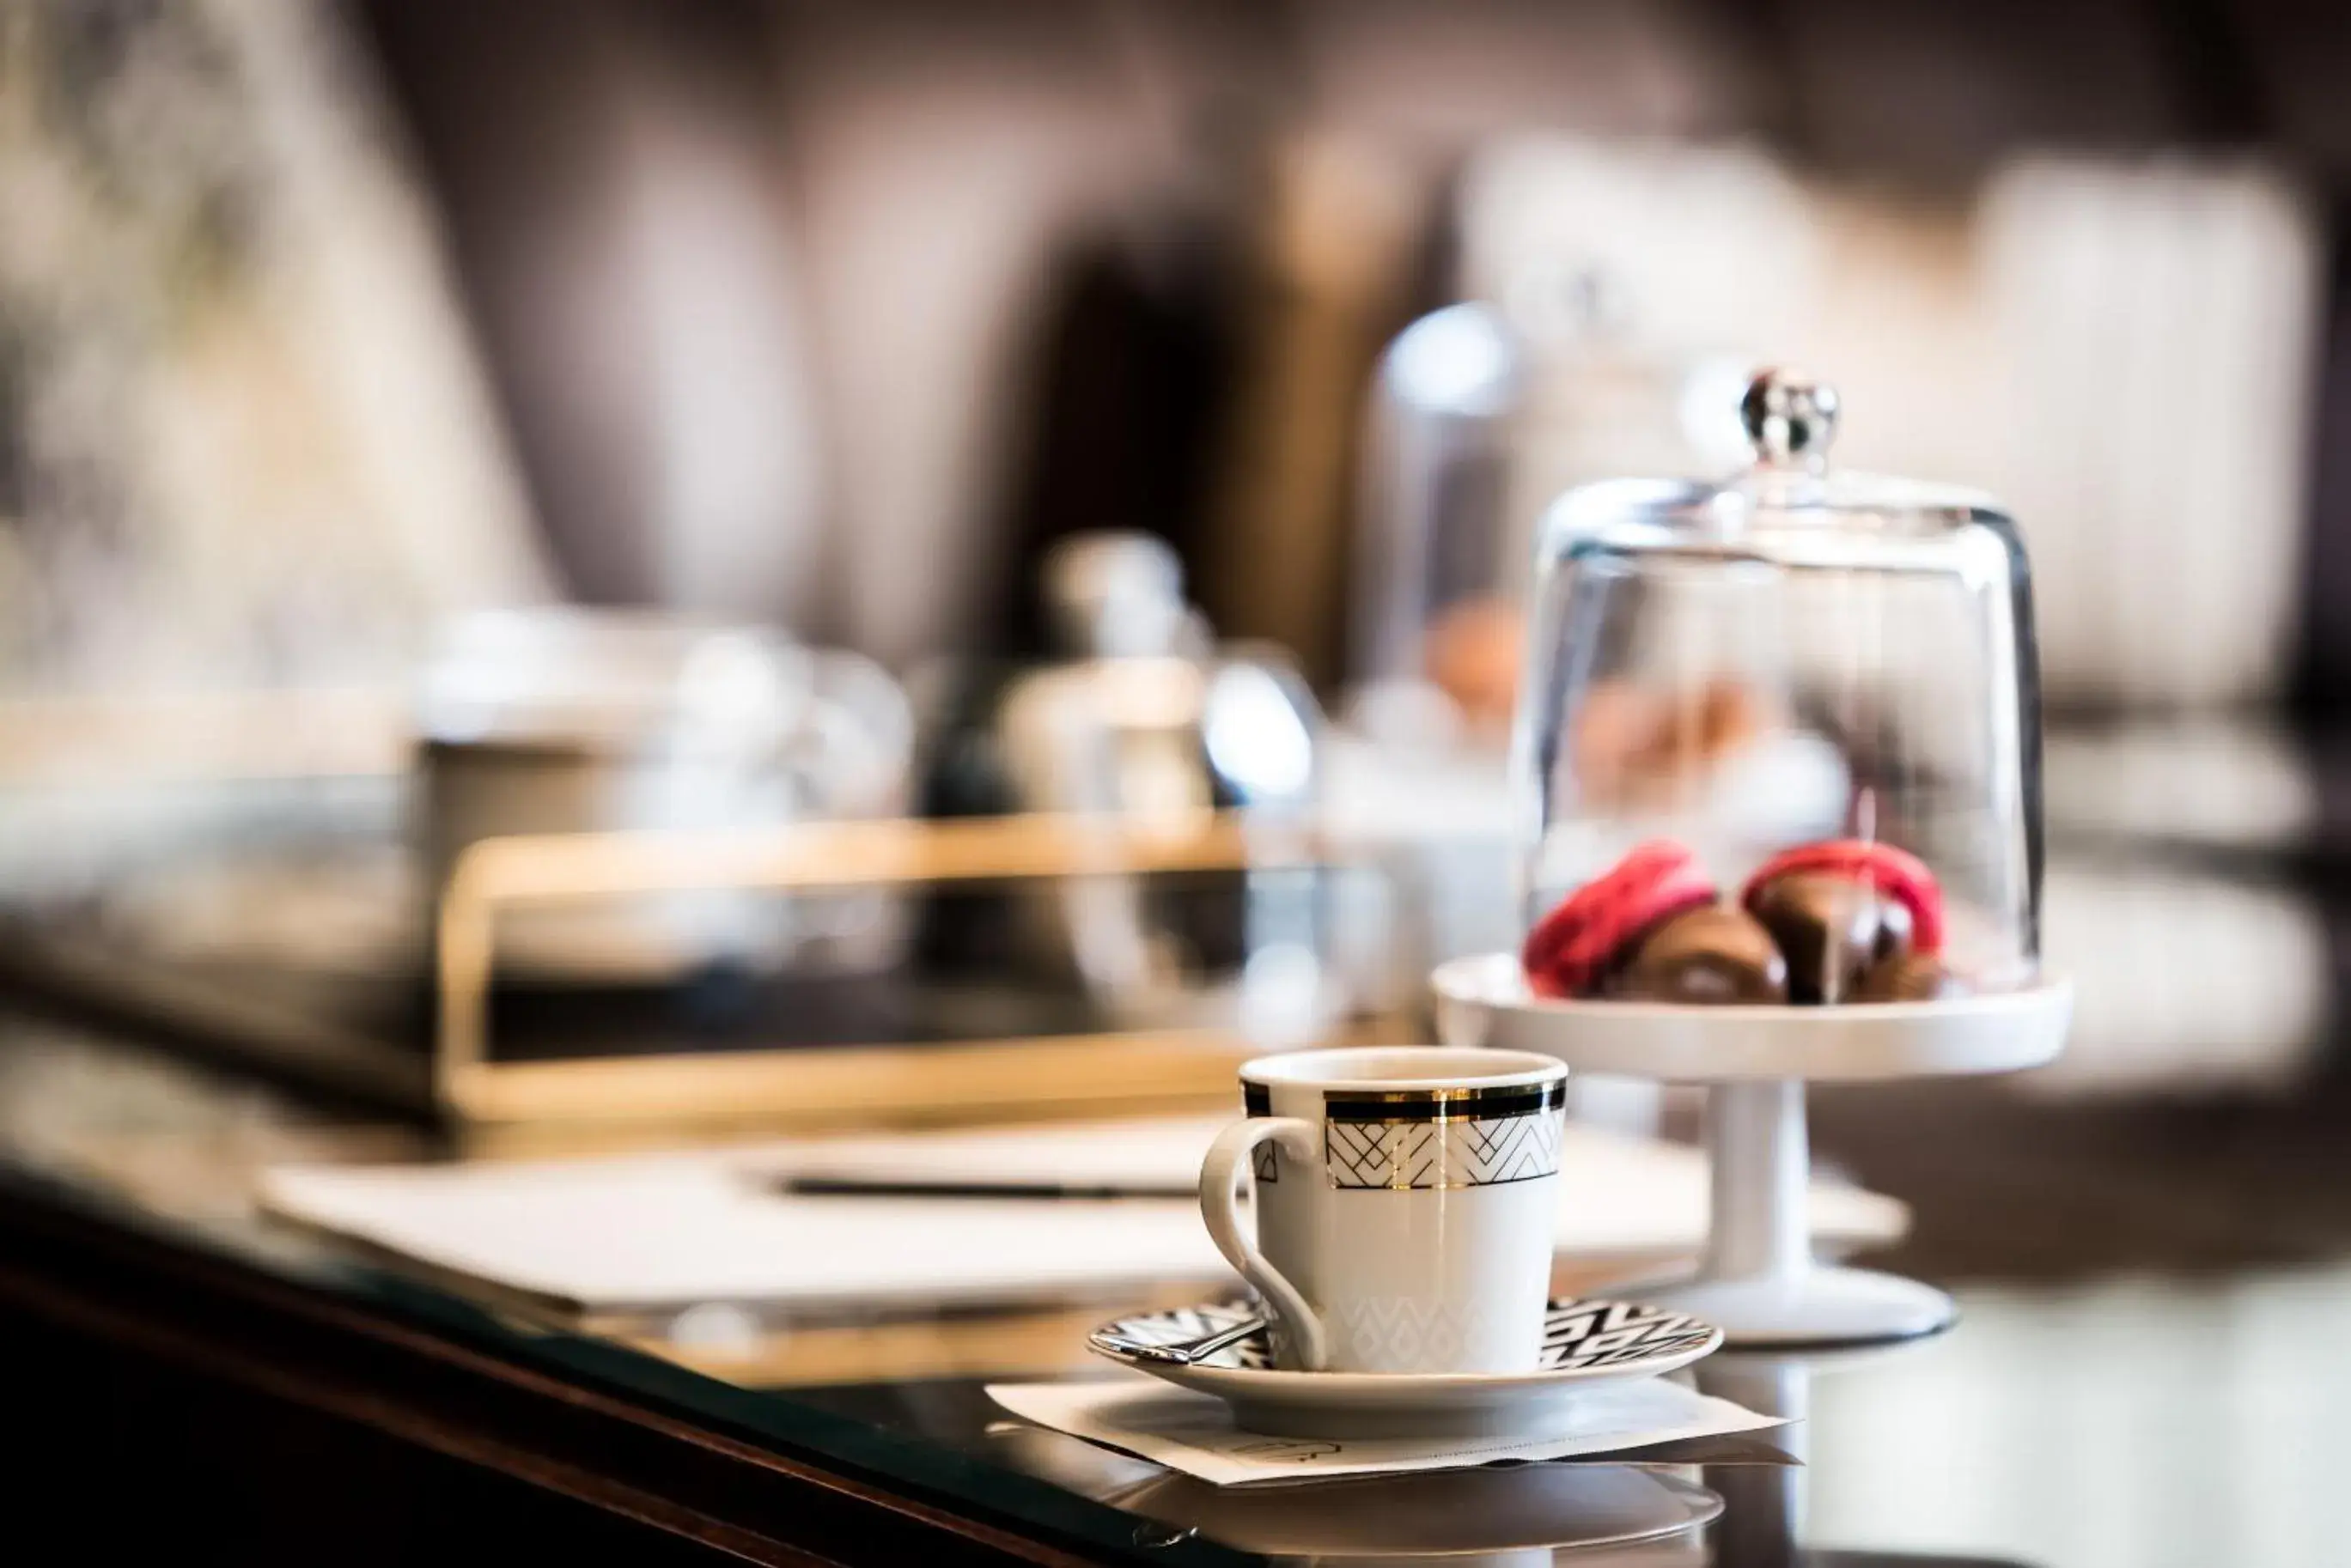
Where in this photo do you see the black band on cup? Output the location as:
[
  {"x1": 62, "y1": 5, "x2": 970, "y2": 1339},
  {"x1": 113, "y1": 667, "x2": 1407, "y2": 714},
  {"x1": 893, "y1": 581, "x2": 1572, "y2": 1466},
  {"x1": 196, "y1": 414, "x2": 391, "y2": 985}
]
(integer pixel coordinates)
[{"x1": 1242, "y1": 1079, "x2": 1565, "y2": 1123}]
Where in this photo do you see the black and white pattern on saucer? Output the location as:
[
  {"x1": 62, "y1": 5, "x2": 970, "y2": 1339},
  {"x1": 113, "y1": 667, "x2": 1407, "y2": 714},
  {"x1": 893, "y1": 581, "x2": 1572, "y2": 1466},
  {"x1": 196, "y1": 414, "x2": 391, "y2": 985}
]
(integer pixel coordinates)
[
  {"x1": 1325, "y1": 1111, "x2": 1562, "y2": 1189},
  {"x1": 1538, "y1": 1299, "x2": 1717, "y2": 1370},
  {"x1": 1088, "y1": 1298, "x2": 1715, "y2": 1375}
]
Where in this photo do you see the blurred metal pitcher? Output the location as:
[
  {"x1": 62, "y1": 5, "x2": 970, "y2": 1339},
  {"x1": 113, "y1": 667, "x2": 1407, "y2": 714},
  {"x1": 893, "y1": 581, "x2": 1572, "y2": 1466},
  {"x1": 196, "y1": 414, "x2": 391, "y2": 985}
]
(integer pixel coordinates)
[{"x1": 989, "y1": 532, "x2": 1328, "y2": 1030}]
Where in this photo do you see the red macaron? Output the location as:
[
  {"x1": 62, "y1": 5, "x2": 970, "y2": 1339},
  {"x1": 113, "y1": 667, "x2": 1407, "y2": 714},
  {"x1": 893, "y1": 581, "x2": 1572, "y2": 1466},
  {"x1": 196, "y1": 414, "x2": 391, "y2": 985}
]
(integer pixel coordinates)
[
  {"x1": 1522, "y1": 839, "x2": 1719, "y2": 999},
  {"x1": 1739, "y1": 839, "x2": 1945, "y2": 955}
]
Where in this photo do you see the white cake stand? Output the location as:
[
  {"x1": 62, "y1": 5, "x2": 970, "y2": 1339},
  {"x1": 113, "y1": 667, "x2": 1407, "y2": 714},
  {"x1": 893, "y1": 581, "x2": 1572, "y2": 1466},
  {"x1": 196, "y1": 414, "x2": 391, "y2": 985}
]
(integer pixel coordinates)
[{"x1": 1432, "y1": 951, "x2": 2073, "y2": 1346}]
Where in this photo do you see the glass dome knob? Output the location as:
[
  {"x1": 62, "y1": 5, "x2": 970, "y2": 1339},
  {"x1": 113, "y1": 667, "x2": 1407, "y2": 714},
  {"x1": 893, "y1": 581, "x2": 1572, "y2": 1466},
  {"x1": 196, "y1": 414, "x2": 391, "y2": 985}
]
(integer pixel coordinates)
[{"x1": 1739, "y1": 368, "x2": 1840, "y2": 469}]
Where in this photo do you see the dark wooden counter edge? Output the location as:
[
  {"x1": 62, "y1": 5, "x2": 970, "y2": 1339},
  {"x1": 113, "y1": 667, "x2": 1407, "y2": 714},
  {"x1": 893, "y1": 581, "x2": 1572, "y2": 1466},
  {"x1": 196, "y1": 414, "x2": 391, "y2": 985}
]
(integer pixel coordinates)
[{"x1": 0, "y1": 1177, "x2": 1138, "y2": 1567}]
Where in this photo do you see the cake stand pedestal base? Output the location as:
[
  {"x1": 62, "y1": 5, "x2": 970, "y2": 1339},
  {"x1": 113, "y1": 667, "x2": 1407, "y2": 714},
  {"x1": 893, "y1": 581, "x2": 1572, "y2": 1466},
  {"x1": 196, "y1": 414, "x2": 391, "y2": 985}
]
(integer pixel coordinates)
[
  {"x1": 1626, "y1": 1079, "x2": 1953, "y2": 1346},
  {"x1": 1621, "y1": 1264, "x2": 1954, "y2": 1346}
]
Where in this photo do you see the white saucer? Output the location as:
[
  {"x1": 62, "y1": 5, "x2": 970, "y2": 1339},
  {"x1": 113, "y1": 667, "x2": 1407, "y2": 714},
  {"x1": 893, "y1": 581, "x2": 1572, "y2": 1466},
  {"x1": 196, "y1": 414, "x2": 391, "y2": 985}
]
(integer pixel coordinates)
[
  {"x1": 1433, "y1": 951, "x2": 2073, "y2": 1082},
  {"x1": 1088, "y1": 1298, "x2": 1723, "y2": 1439}
]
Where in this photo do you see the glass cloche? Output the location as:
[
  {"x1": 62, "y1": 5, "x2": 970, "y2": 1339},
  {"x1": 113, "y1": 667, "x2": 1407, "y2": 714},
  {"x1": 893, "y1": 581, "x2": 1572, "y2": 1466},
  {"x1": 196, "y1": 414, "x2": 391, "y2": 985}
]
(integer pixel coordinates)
[
  {"x1": 1510, "y1": 368, "x2": 2041, "y2": 1009},
  {"x1": 1436, "y1": 368, "x2": 2069, "y2": 1346}
]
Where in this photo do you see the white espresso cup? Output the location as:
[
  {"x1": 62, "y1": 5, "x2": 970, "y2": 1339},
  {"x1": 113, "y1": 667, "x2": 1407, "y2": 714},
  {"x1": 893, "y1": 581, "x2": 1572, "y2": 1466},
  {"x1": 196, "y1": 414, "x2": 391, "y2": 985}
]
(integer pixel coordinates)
[{"x1": 1198, "y1": 1046, "x2": 1568, "y2": 1374}]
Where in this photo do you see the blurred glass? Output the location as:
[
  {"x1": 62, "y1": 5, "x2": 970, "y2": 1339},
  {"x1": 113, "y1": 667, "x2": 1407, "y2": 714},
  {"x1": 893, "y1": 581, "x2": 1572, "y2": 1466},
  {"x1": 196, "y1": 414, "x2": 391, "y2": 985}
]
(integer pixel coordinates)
[
  {"x1": 1349, "y1": 297, "x2": 1755, "y2": 753},
  {"x1": 417, "y1": 607, "x2": 913, "y2": 980},
  {"x1": 1350, "y1": 301, "x2": 1522, "y2": 720}
]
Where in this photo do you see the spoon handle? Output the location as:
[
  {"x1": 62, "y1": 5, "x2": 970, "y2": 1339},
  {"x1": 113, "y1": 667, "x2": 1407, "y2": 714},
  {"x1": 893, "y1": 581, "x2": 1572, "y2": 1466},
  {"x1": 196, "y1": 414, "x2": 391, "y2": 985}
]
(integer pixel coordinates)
[{"x1": 1118, "y1": 1315, "x2": 1268, "y2": 1366}]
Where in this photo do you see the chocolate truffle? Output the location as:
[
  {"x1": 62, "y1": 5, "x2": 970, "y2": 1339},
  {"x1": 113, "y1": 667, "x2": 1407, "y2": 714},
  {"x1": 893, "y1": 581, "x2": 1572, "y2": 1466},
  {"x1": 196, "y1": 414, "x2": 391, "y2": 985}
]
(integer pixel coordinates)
[
  {"x1": 1613, "y1": 905, "x2": 1788, "y2": 1005},
  {"x1": 1746, "y1": 872, "x2": 1914, "y2": 1004},
  {"x1": 1853, "y1": 951, "x2": 1969, "y2": 1003}
]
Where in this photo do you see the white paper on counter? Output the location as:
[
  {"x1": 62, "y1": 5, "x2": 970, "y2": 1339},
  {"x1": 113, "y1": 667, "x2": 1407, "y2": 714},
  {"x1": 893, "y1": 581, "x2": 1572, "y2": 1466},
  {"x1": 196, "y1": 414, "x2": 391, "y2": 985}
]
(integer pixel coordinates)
[
  {"x1": 986, "y1": 1375, "x2": 1785, "y2": 1487},
  {"x1": 259, "y1": 1115, "x2": 1904, "y2": 1316}
]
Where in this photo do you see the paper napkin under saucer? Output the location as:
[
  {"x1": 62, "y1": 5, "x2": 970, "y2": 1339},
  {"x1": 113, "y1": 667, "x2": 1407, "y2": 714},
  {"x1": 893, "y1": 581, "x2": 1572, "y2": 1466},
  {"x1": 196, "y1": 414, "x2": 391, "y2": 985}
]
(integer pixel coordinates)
[{"x1": 986, "y1": 1376, "x2": 1783, "y2": 1486}]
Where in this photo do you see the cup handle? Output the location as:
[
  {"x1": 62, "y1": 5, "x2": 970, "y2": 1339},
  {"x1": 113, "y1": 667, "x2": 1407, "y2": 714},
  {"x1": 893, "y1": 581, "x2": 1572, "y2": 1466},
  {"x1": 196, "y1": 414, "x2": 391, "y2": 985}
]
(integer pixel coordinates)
[{"x1": 1198, "y1": 1116, "x2": 1327, "y2": 1370}]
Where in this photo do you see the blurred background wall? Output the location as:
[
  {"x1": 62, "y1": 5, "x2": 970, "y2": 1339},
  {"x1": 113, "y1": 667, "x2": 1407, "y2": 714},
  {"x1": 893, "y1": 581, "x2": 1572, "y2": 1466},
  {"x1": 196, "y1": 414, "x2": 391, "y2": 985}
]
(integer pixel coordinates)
[
  {"x1": 11, "y1": 0, "x2": 2351, "y2": 734},
  {"x1": 338, "y1": 0, "x2": 2351, "y2": 708}
]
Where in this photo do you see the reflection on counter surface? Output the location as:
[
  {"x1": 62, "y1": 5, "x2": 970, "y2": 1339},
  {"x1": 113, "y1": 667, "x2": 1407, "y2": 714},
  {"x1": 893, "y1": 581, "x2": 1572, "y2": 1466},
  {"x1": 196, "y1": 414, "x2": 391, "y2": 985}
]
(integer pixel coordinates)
[{"x1": 7, "y1": 975, "x2": 2351, "y2": 1564}]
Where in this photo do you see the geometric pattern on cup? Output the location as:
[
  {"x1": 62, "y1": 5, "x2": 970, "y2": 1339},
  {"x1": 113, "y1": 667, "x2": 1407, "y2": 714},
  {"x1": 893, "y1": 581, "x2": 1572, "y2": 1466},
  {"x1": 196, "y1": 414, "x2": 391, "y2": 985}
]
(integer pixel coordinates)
[
  {"x1": 1323, "y1": 1110, "x2": 1562, "y2": 1189},
  {"x1": 1334, "y1": 1295, "x2": 1496, "y2": 1370},
  {"x1": 1252, "y1": 1139, "x2": 1280, "y2": 1184}
]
